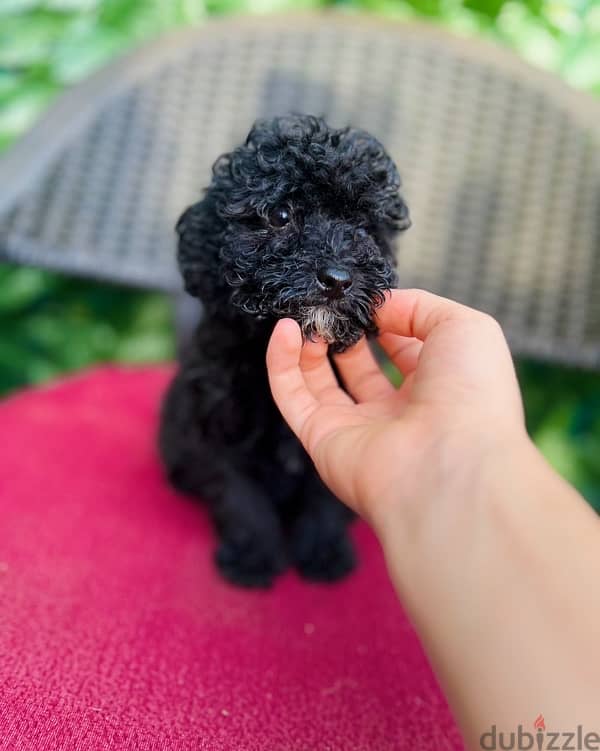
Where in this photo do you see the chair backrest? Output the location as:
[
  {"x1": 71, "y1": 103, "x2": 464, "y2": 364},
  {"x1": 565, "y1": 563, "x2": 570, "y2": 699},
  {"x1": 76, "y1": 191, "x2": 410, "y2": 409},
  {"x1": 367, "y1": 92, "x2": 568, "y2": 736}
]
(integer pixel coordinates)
[{"x1": 1, "y1": 14, "x2": 599, "y2": 366}]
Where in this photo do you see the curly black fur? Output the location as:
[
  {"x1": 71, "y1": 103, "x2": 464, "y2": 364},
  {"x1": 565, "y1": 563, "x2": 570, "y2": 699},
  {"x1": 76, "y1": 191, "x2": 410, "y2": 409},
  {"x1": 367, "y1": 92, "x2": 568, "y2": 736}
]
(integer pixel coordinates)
[{"x1": 159, "y1": 114, "x2": 410, "y2": 587}]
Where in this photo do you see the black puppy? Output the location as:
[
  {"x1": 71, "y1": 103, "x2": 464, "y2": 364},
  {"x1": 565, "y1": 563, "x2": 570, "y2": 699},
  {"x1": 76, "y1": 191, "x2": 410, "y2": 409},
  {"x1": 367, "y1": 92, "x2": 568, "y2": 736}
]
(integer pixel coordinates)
[{"x1": 159, "y1": 114, "x2": 410, "y2": 587}]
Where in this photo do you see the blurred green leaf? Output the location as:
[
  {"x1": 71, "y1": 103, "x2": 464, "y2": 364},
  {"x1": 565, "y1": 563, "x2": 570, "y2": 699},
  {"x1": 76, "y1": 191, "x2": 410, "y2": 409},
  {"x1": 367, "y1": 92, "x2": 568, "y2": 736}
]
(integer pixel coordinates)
[
  {"x1": 176, "y1": 0, "x2": 207, "y2": 22},
  {"x1": 463, "y1": 0, "x2": 508, "y2": 20},
  {"x1": 535, "y1": 412, "x2": 582, "y2": 482},
  {"x1": 45, "y1": 1, "x2": 100, "y2": 10},
  {"x1": 404, "y1": 0, "x2": 445, "y2": 16},
  {"x1": 51, "y1": 22, "x2": 128, "y2": 82},
  {"x1": 0, "y1": 15, "x2": 67, "y2": 68},
  {"x1": 0, "y1": 267, "x2": 58, "y2": 312},
  {"x1": 97, "y1": 0, "x2": 145, "y2": 26},
  {"x1": 522, "y1": 0, "x2": 543, "y2": 15},
  {"x1": 206, "y1": 0, "x2": 322, "y2": 13},
  {"x1": 0, "y1": 1, "x2": 44, "y2": 16},
  {"x1": 562, "y1": 37, "x2": 600, "y2": 90},
  {"x1": 0, "y1": 80, "x2": 58, "y2": 138}
]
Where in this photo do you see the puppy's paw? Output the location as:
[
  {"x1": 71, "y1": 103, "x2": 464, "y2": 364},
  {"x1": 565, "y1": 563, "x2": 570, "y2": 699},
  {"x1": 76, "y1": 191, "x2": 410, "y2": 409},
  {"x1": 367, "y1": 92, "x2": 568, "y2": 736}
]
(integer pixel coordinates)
[
  {"x1": 215, "y1": 529, "x2": 287, "y2": 588},
  {"x1": 291, "y1": 520, "x2": 356, "y2": 582}
]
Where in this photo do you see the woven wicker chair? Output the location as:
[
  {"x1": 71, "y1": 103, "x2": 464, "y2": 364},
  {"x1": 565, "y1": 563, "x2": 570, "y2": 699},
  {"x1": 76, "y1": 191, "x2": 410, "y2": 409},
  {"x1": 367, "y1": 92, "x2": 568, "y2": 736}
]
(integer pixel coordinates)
[{"x1": 1, "y1": 13, "x2": 599, "y2": 366}]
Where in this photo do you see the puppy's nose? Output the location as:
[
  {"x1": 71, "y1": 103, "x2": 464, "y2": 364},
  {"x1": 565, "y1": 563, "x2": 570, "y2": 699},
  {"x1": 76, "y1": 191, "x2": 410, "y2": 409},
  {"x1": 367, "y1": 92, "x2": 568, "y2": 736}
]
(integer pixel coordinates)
[{"x1": 317, "y1": 267, "x2": 353, "y2": 298}]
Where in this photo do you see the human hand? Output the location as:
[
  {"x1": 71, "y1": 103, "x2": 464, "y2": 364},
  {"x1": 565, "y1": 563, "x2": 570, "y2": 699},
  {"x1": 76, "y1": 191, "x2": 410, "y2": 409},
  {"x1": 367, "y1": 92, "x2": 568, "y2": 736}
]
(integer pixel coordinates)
[
  {"x1": 270, "y1": 289, "x2": 600, "y2": 739},
  {"x1": 266, "y1": 289, "x2": 527, "y2": 533}
]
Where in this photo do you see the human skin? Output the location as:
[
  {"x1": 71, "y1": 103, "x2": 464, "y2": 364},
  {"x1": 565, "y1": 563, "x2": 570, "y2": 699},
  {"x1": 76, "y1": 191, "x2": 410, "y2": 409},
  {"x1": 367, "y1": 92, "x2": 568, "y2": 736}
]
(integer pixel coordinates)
[{"x1": 266, "y1": 288, "x2": 600, "y2": 747}]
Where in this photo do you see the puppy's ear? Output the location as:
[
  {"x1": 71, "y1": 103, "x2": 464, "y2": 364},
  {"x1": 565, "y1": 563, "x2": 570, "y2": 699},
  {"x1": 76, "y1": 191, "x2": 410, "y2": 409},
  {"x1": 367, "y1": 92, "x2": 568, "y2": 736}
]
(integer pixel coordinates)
[
  {"x1": 176, "y1": 195, "x2": 225, "y2": 305},
  {"x1": 369, "y1": 154, "x2": 411, "y2": 234},
  {"x1": 339, "y1": 128, "x2": 410, "y2": 234},
  {"x1": 374, "y1": 189, "x2": 410, "y2": 265},
  {"x1": 386, "y1": 192, "x2": 411, "y2": 233}
]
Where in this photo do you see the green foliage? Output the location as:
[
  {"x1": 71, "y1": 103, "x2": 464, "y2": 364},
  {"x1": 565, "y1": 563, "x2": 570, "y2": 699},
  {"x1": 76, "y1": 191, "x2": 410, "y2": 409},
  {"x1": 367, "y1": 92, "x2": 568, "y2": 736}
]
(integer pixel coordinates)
[
  {"x1": 518, "y1": 361, "x2": 600, "y2": 512},
  {"x1": 1, "y1": 0, "x2": 599, "y2": 505},
  {"x1": 0, "y1": 265, "x2": 174, "y2": 394}
]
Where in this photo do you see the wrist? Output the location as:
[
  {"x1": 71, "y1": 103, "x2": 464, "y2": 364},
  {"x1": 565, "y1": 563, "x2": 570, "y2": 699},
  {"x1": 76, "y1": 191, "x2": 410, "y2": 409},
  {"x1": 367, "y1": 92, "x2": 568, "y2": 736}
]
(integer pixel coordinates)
[{"x1": 376, "y1": 421, "x2": 598, "y2": 618}]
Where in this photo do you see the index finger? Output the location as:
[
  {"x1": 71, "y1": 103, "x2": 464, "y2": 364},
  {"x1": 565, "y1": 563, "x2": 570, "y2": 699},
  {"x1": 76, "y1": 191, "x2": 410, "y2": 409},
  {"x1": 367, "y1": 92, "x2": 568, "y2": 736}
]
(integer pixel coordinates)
[
  {"x1": 266, "y1": 319, "x2": 319, "y2": 440},
  {"x1": 375, "y1": 289, "x2": 478, "y2": 341}
]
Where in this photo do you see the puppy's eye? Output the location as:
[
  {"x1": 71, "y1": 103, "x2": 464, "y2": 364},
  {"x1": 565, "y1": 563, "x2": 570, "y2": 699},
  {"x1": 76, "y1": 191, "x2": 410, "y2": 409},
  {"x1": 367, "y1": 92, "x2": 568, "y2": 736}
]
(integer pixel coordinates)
[
  {"x1": 356, "y1": 227, "x2": 369, "y2": 239},
  {"x1": 269, "y1": 206, "x2": 291, "y2": 228}
]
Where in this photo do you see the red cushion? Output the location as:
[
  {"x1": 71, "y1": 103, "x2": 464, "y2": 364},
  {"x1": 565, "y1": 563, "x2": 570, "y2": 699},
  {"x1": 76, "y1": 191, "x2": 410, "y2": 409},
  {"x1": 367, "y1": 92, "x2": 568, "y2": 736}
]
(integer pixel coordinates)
[{"x1": 0, "y1": 366, "x2": 462, "y2": 750}]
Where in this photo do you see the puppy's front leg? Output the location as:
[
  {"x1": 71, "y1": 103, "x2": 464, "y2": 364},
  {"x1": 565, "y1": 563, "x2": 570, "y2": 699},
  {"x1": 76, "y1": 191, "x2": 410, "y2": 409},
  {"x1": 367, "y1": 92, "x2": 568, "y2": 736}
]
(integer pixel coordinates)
[
  {"x1": 159, "y1": 361, "x2": 287, "y2": 588},
  {"x1": 212, "y1": 468, "x2": 288, "y2": 588},
  {"x1": 290, "y1": 471, "x2": 356, "y2": 582}
]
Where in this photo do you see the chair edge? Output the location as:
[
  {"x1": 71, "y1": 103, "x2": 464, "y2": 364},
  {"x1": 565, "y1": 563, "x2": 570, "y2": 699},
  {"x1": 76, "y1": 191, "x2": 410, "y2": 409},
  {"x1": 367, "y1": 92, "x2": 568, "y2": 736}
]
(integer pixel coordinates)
[{"x1": 1, "y1": 11, "x2": 599, "y2": 218}]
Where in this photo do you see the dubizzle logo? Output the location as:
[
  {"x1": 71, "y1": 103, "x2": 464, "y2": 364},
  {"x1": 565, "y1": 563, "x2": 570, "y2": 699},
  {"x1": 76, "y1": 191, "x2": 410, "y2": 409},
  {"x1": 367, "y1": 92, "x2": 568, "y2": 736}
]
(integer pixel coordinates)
[
  {"x1": 480, "y1": 715, "x2": 600, "y2": 750},
  {"x1": 534, "y1": 715, "x2": 546, "y2": 733}
]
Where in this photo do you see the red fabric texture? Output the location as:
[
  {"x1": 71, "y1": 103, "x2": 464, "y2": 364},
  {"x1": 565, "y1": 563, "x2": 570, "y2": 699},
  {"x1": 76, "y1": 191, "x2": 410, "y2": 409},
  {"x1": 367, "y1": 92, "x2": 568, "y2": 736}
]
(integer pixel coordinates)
[{"x1": 0, "y1": 366, "x2": 463, "y2": 750}]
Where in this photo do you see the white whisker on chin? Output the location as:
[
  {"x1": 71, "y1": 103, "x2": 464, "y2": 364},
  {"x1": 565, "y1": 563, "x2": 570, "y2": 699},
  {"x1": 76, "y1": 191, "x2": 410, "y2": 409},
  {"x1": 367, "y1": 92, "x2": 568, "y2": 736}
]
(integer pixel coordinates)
[{"x1": 301, "y1": 306, "x2": 337, "y2": 343}]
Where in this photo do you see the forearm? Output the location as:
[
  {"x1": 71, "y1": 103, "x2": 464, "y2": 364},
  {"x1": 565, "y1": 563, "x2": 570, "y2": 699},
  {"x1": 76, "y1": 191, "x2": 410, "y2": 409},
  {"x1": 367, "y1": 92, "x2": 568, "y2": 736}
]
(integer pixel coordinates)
[{"x1": 377, "y1": 434, "x2": 600, "y2": 746}]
